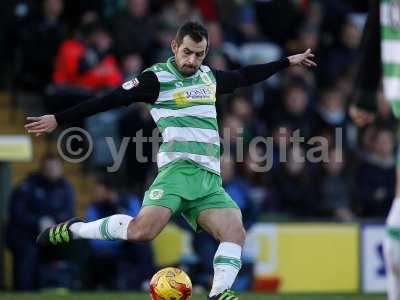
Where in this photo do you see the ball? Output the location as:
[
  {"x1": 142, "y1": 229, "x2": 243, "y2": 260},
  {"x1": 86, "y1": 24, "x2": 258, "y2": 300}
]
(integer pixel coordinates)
[{"x1": 149, "y1": 267, "x2": 192, "y2": 300}]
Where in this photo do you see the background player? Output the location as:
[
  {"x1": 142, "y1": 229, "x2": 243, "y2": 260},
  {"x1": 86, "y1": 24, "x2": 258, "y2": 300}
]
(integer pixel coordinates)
[{"x1": 349, "y1": 1, "x2": 400, "y2": 300}]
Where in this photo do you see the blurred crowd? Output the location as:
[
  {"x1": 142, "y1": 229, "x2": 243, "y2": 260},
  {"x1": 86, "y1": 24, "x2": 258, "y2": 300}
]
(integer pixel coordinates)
[{"x1": 0, "y1": 0, "x2": 397, "y2": 292}]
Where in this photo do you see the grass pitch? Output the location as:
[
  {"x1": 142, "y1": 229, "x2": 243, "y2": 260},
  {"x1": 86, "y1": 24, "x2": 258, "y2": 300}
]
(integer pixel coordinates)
[{"x1": 0, "y1": 293, "x2": 386, "y2": 300}]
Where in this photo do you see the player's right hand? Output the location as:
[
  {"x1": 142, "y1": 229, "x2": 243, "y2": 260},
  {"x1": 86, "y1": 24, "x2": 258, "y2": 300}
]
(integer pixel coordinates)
[
  {"x1": 349, "y1": 105, "x2": 375, "y2": 127},
  {"x1": 25, "y1": 115, "x2": 58, "y2": 136}
]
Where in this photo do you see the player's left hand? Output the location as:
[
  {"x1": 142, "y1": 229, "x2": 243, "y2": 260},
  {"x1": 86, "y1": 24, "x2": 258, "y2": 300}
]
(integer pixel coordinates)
[
  {"x1": 287, "y1": 48, "x2": 317, "y2": 67},
  {"x1": 24, "y1": 114, "x2": 58, "y2": 136}
]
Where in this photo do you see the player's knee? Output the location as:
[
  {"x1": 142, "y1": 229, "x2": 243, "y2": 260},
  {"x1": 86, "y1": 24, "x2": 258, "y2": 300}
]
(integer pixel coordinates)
[
  {"x1": 221, "y1": 223, "x2": 246, "y2": 246},
  {"x1": 235, "y1": 226, "x2": 246, "y2": 246}
]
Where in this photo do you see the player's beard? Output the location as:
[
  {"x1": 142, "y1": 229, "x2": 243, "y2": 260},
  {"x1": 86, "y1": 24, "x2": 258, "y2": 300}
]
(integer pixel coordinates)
[{"x1": 180, "y1": 64, "x2": 198, "y2": 76}]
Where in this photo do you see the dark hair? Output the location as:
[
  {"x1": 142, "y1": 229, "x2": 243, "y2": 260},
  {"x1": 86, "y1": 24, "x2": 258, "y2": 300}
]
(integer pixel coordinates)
[{"x1": 176, "y1": 21, "x2": 208, "y2": 47}]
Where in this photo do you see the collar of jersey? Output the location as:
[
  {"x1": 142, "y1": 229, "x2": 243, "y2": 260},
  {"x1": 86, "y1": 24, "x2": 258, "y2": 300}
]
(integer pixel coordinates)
[{"x1": 166, "y1": 57, "x2": 199, "y2": 80}]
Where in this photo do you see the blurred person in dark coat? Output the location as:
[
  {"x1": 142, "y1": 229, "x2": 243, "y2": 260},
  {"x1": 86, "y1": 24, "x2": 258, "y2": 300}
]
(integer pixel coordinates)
[
  {"x1": 112, "y1": 0, "x2": 156, "y2": 59},
  {"x1": 355, "y1": 128, "x2": 396, "y2": 218},
  {"x1": 6, "y1": 153, "x2": 75, "y2": 290},
  {"x1": 273, "y1": 84, "x2": 316, "y2": 141},
  {"x1": 319, "y1": 147, "x2": 354, "y2": 221},
  {"x1": 14, "y1": 0, "x2": 67, "y2": 91},
  {"x1": 84, "y1": 177, "x2": 154, "y2": 290},
  {"x1": 273, "y1": 146, "x2": 319, "y2": 218}
]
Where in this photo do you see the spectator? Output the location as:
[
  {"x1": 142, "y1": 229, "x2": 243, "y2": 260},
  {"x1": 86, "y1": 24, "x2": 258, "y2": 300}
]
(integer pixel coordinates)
[
  {"x1": 316, "y1": 88, "x2": 347, "y2": 131},
  {"x1": 11, "y1": 0, "x2": 67, "y2": 117},
  {"x1": 319, "y1": 148, "x2": 354, "y2": 221},
  {"x1": 161, "y1": 0, "x2": 202, "y2": 30},
  {"x1": 253, "y1": 0, "x2": 305, "y2": 45},
  {"x1": 206, "y1": 21, "x2": 238, "y2": 67},
  {"x1": 295, "y1": 25, "x2": 320, "y2": 55},
  {"x1": 207, "y1": 51, "x2": 228, "y2": 70},
  {"x1": 47, "y1": 20, "x2": 122, "y2": 114},
  {"x1": 355, "y1": 128, "x2": 396, "y2": 217},
  {"x1": 222, "y1": 155, "x2": 257, "y2": 228},
  {"x1": 120, "y1": 103, "x2": 158, "y2": 194},
  {"x1": 220, "y1": 114, "x2": 244, "y2": 155},
  {"x1": 15, "y1": 0, "x2": 67, "y2": 91},
  {"x1": 150, "y1": 21, "x2": 176, "y2": 64},
  {"x1": 333, "y1": 69, "x2": 355, "y2": 101},
  {"x1": 53, "y1": 21, "x2": 122, "y2": 91},
  {"x1": 236, "y1": 1, "x2": 262, "y2": 42},
  {"x1": 273, "y1": 146, "x2": 318, "y2": 217},
  {"x1": 6, "y1": 154, "x2": 75, "y2": 290},
  {"x1": 280, "y1": 65, "x2": 316, "y2": 95},
  {"x1": 230, "y1": 95, "x2": 266, "y2": 144},
  {"x1": 359, "y1": 125, "x2": 378, "y2": 158},
  {"x1": 270, "y1": 123, "x2": 292, "y2": 170},
  {"x1": 322, "y1": 19, "x2": 362, "y2": 82},
  {"x1": 193, "y1": 0, "x2": 218, "y2": 22},
  {"x1": 112, "y1": 0, "x2": 156, "y2": 59},
  {"x1": 242, "y1": 144, "x2": 279, "y2": 213},
  {"x1": 274, "y1": 84, "x2": 316, "y2": 140},
  {"x1": 121, "y1": 53, "x2": 144, "y2": 81},
  {"x1": 84, "y1": 177, "x2": 154, "y2": 290},
  {"x1": 2, "y1": 0, "x2": 37, "y2": 76}
]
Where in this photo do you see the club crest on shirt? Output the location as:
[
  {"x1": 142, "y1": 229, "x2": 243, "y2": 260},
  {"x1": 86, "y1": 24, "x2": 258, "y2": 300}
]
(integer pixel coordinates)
[
  {"x1": 122, "y1": 78, "x2": 139, "y2": 90},
  {"x1": 149, "y1": 188, "x2": 164, "y2": 200}
]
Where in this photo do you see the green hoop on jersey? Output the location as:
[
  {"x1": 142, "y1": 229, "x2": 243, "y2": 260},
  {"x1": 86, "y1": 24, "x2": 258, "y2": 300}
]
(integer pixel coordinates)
[
  {"x1": 144, "y1": 57, "x2": 221, "y2": 174},
  {"x1": 381, "y1": 0, "x2": 400, "y2": 117}
]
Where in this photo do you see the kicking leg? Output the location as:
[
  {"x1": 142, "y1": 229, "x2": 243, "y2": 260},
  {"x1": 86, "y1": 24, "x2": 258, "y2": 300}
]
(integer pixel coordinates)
[
  {"x1": 37, "y1": 206, "x2": 171, "y2": 246},
  {"x1": 384, "y1": 168, "x2": 400, "y2": 300},
  {"x1": 384, "y1": 235, "x2": 400, "y2": 300},
  {"x1": 197, "y1": 208, "x2": 246, "y2": 299}
]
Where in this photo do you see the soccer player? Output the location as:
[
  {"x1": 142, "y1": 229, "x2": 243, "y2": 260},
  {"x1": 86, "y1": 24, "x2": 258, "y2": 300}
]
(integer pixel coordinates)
[
  {"x1": 349, "y1": 1, "x2": 400, "y2": 300},
  {"x1": 25, "y1": 22, "x2": 315, "y2": 299}
]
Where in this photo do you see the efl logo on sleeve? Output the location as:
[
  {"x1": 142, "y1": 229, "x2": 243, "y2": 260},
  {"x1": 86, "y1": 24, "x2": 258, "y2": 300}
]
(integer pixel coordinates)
[{"x1": 122, "y1": 78, "x2": 139, "y2": 90}]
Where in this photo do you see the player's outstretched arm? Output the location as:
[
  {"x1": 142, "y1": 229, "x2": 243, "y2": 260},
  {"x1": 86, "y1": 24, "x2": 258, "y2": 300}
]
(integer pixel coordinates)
[
  {"x1": 214, "y1": 49, "x2": 316, "y2": 95},
  {"x1": 25, "y1": 72, "x2": 160, "y2": 136},
  {"x1": 287, "y1": 48, "x2": 317, "y2": 67}
]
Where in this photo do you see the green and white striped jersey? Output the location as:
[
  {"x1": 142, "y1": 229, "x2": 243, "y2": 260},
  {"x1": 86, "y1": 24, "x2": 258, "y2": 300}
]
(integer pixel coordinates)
[
  {"x1": 145, "y1": 57, "x2": 221, "y2": 175},
  {"x1": 381, "y1": 0, "x2": 400, "y2": 117}
]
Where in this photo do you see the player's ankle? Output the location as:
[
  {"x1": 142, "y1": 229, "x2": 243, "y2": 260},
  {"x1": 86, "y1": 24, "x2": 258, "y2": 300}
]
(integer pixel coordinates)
[{"x1": 69, "y1": 222, "x2": 84, "y2": 239}]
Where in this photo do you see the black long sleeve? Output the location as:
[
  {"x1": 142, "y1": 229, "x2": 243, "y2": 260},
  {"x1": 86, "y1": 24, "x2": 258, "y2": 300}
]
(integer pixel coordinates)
[
  {"x1": 54, "y1": 71, "x2": 160, "y2": 126},
  {"x1": 352, "y1": 0, "x2": 380, "y2": 112},
  {"x1": 212, "y1": 58, "x2": 290, "y2": 94}
]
